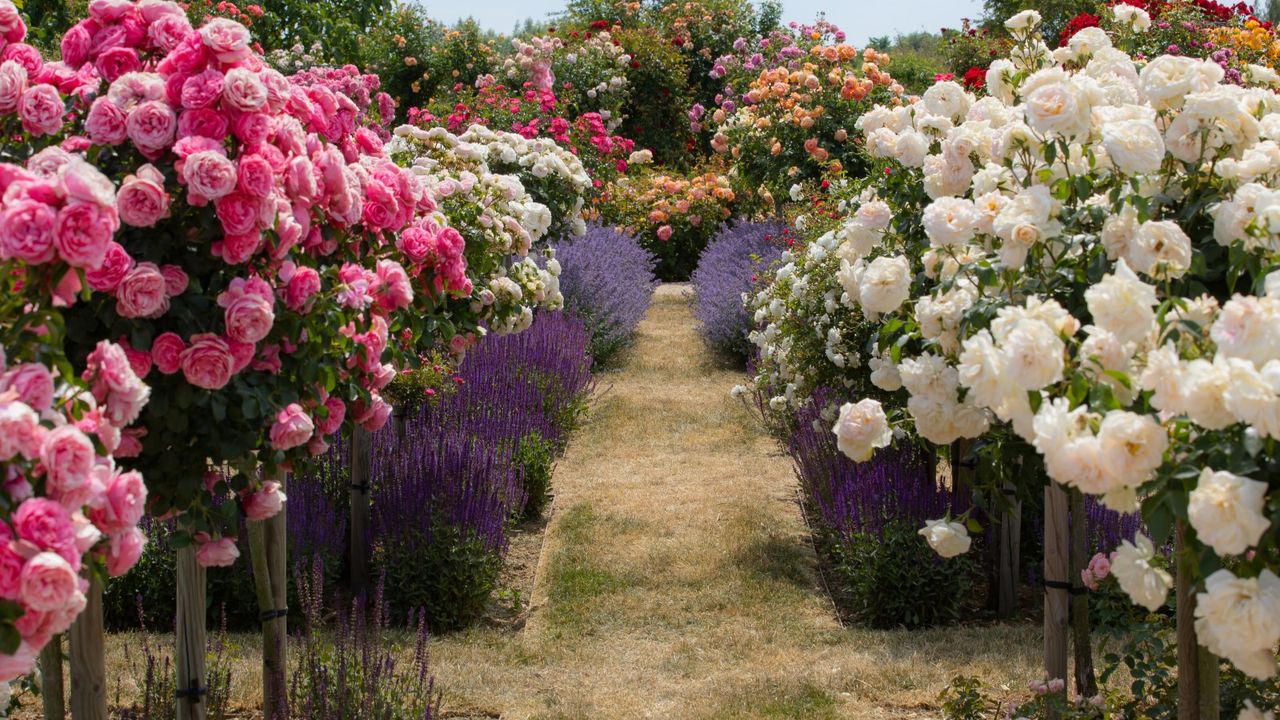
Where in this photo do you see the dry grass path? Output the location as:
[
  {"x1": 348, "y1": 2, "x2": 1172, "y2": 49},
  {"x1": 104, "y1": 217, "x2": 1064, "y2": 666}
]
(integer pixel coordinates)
[{"x1": 427, "y1": 285, "x2": 1042, "y2": 719}]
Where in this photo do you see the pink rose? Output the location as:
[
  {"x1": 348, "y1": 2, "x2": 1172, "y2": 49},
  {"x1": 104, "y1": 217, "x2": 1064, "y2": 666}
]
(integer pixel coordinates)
[
  {"x1": 1, "y1": 44, "x2": 41, "y2": 76},
  {"x1": 657, "y1": 225, "x2": 674, "y2": 241},
  {"x1": 16, "y1": 83, "x2": 59, "y2": 136},
  {"x1": 87, "y1": 469, "x2": 145, "y2": 534},
  {"x1": 53, "y1": 202, "x2": 113, "y2": 269},
  {"x1": 125, "y1": 100, "x2": 177, "y2": 156},
  {"x1": 316, "y1": 396, "x2": 345, "y2": 436},
  {"x1": 282, "y1": 264, "x2": 320, "y2": 312},
  {"x1": 0, "y1": 197, "x2": 56, "y2": 264},
  {"x1": 307, "y1": 436, "x2": 329, "y2": 456},
  {"x1": 194, "y1": 534, "x2": 239, "y2": 568},
  {"x1": 1088, "y1": 552, "x2": 1110, "y2": 581},
  {"x1": 114, "y1": 427, "x2": 143, "y2": 457},
  {"x1": 181, "y1": 150, "x2": 236, "y2": 202},
  {"x1": 19, "y1": 551, "x2": 78, "y2": 612},
  {"x1": 214, "y1": 192, "x2": 262, "y2": 236},
  {"x1": 160, "y1": 264, "x2": 188, "y2": 296},
  {"x1": 0, "y1": 534, "x2": 24, "y2": 601},
  {"x1": 71, "y1": 510, "x2": 101, "y2": 556},
  {"x1": 221, "y1": 67, "x2": 266, "y2": 112},
  {"x1": 218, "y1": 231, "x2": 261, "y2": 264},
  {"x1": 231, "y1": 111, "x2": 271, "y2": 145},
  {"x1": 373, "y1": 259, "x2": 413, "y2": 312},
  {"x1": 83, "y1": 340, "x2": 148, "y2": 426},
  {"x1": 242, "y1": 480, "x2": 286, "y2": 521},
  {"x1": 59, "y1": 24, "x2": 92, "y2": 68},
  {"x1": 87, "y1": 0, "x2": 132, "y2": 22},
  {"x1": 0, "y1": 641, "x2": 37, "y2": 683},
  {"x1": 116, "y1": 165, "x2": 170, "y2": 227},
  {"x1": 84, "y1": 96, "x2": 128, "y2": 145},
  {"x1": 226, "y1": 338, "x2": 254, "y2": 374},
  {"x1": 106, "y1": 71, "x2": 165, "y2": 110},
  {"x1": 236, "y1": 153, "x2": 274, "y2": 198},
  {"x1": 1, "y1": 363, "x2": 53, "y2": 410},
  {"x1": 150, "y1": 332, "x2": 186, "y2": 374},
  {"x1": 198, "y1": 18, "x2": 251, "y2": 63},
  {"x1": 40, "y1": 425, "x2": 95, "y2": 506},
  {"x1": 269, "y1": 402, "x2": 313, "y2": 451},
  {"x1": 179, "y1": 333, "x2": 234, "y2": 390},
  {"x1": 157, "y1": 32, "x2": 208, "y2": 77},
  {"x1": 12, "y1": 498, "x2": 75, "y2": 560},
  {"x1": 105, "y1": 527, "x2": 145, "y2": 577},
  {"x1": 222, "y1": 292, "x2": 274, "y2": 344},
  {"x1": 115, "y1": 261, "x2": 169, "y2": 318},
  {"x1": 61, "y1": 157, "x2": 116, "y2": 208},
  {"x1": 176, "y1": 107, "x2": 228, "y2": 140},
  {"x1": 85, "y1": 241, "x2": 133, "y2": 292},
  {"x1": 0, "y1": 1, "x2": 27, "y2": 44},
  {"x1": 353, "y1": 394, "x2": 392, "y2": 432},
  {"x1": 94, "y1": 46, "x2": 138, "y2": 83},
  {"x1": 0, "y1": 59, "x2": 26, "y2": 114},
  {"x1": 179, "y1": 68, "x2": 223, "y2": 109},
  {"x1": 0, "y1": 401, "x2": 41, "y2": 460},
  {"x1": 146, "y1": 14, "x2": 191, "y2": 53},
  {"x1": 52, "y1": 265, "x2": 81, "y2": 308},
  {"x1": 284, "y1": 155, "x2": 317, "y2": 202},
  {"x1": 119, "y1": 342, "x2": 152, "y2": 378},
  {"x1": 396, "y1": 222, "x2": 435, "y2": 264}
]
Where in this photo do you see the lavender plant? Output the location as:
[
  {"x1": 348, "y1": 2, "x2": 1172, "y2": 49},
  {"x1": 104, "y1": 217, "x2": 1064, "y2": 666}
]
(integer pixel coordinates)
[
  {"x1": 113, "y1": 599, "x2": 234, "y2": 720},
  {"x1": 552, "y1": 224, "x2": 659, "y2": 366},
  {"x1": 289, "y1": 558, "x2": 439, "y2": 720},
  {"x1": 691, "y1": 221, "x2": 789, "y2": 361}
]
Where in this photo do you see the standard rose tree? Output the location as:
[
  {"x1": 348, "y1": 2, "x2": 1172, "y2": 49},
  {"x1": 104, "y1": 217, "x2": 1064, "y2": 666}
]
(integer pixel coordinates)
[{"x1": 748, "y1": 6, "x2": 1280, "y2": 684}]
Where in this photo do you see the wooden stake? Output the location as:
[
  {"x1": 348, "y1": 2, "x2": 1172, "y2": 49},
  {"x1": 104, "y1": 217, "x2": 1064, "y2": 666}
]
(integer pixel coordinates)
[
  {"x1": 39, "y1": 634, "x2": 65, "y2": 720},
  {"x1": 349, "y1": 425, "x2": 372, "y2": 591},
  {"x1": 1044, "y1": 482, "x2": 1070, "y2": 687},
  {"x1": 175, "y1": 546, "x2": 207, "y2": 720},
  {"x1": 1069, "y1": 489, "x2": 1097, "y2": 697},
  {"x1": 69, "y1": 576, "x2": 105, "y2": 719},
  {"x1": 1175, "y1": 521, "x2": 1216, "y2": 720},
  {"x1": 250, "y1": 471, "x2": 290, "y2": 719},
  {"x1": 998, "y1": 479, "x2": 1022, "y2": 618}
]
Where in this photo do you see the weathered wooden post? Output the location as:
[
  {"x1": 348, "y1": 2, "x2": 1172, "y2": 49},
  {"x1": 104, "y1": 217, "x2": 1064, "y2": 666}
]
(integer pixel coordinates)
[
  {"x1": 349, "y1": 426, "x2": 372, "y2": 591},
  {"x1": 1044, "y1": 482, "x2": 1070, "y2": 691},
  {"x1": 38, "y1": 635, "x2": 65, "y2": 720},
  {"x1": 68, "y1": 576, "x2": 105, "y2": 719},
  {"x1": 998, "y1": 478, "x2": 1021, "y2": 618},
  {"x1": 1069, "y1": 489, "x2": 1097, "y2": 697},
  {"x1": 1175, "y1": 521, "x2": 1219, "y2": 720},
  {"x1": 175, "y1": 546, "x2": 207, "y2": 720},
  {"x1": 250, "y1": 470, "x2": 290, "y2": 719}
]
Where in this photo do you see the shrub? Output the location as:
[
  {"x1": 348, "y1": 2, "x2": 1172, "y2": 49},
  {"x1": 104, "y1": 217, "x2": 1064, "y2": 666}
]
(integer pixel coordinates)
[
  {"x1": 789, "y1": 393, "x2": 976, "y2": 628},
  {"x1": 691, "y1": 220, "x2": 789, "y2": 361},
  {"x1": 517, "y1": 433, "x2": 558, "y2": 520},
  {"x1": 552, "y1": 224, "x2": 659, "y2": 366}
]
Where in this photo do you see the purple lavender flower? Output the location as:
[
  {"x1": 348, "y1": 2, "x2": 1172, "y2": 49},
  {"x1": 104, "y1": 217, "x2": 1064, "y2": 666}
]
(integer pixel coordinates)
[
  {"x1": 691, "y1": 220, "x2": 788, "y2": 361},
  {"x1": 552, "y1": 224, "x2": 659, "y2": 365}
]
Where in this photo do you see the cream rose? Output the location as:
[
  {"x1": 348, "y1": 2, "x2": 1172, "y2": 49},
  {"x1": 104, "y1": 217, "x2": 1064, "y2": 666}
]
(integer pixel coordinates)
[
  {"x1": 918, "y1": 518, "x2": 972, "y2": 558},
  {"x1": 1188, "y1": 468, "x2": 1271, "y2": 556},
  {"x1": 832, "y1": 398, "x2": 892, "y2": 462}
]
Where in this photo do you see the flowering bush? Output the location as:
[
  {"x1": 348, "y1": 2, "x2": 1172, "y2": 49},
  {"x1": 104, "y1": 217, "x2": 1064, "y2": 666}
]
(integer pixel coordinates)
[
  {"x1": 749, "y1": 8, "x2": 1280, "y2": 685},
  {"x1": 705, "y1": 42, "x2": 907, "y2": 204},
  {"x1": 551, "y1": 224, "x2": 659, "y2": 366},
  {"x1": 502, "y1": 30, "x2": 632, "y2": 125},
  {"x1": 597, "y1": 167, "x2": 740, "y2": 279},
  {"x1": 690, "y1": 220, "x2": 789, "y2": 360}
]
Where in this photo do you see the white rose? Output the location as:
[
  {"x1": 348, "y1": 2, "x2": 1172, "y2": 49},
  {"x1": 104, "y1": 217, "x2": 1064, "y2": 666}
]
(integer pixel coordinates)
[
  {"x1": 1238, "y1": 701, "x2": 1276, "y2": 720},
  {"x1": 919, "y1": 518, "x2": 972, "y2": 558},
  {"x1": 869, "y1": 353, "x2": 903, "y2": 391},
  {"x1": 1212, "y1": 295, "x2": 1280, "y2": 368},
  {"x1": 921, "y1": 81, "x2": 972, "y2": 121},
  {"x1": 922, "y1": 197, "x2": 980, "y2": 248},
  {"x1": 1068, "y1": 27, "x2": 1112, "y2": 59},
  {"x1": 958, "y1": 330, "x2": 1015, "y2": 411},
  {"x1": 1022, "y1": 68, "x2": 1092, "y2": 138},
  {"x1": 1180, "y1": 357, "x2": 1238, "y2": 430},
  {"x1": 832, "y1": 399, "x2": 892, "y2": 462},
  {"x1": 1084, "y1": 259, "x2": 1158, "y2": 345},
  {"x1": 894, "y1": 130, "x2": 930, "y2": 168},
  {"x1": 1127, "y1": 220, "x2": 1192, "y2": 278},
  {"x1": 1140, "y1": 56, "x2": 1224, "y2": 111},
  {"x1": 859, "y1": 255, "x2": 912, "y2": 315},
  {"x1": 1111, "y1": 534, "x2": 1172, "y2": 611},
  {"x1": 1139, "y1": 343, "x2": 1186, "y2": 413},
  {"x1": 1101, "y1": 119, "x2": 1165, "y2": 176},
  {"x1": 1002, "y1": 318, "x2": 1065, "y2": 390},
  {"x1": 1224, "y1": 358, "x2": 1280, "y2": 438},
  {"x1": 1195, "y1": 569, "x2": 1280, "y2": 680},
  {"x1": 1112, "y1": 4, "x2": 1151, "y2": 31},
  {"x1": 985, "y1": 59, "x2": 1017, "y2": 105},
  {"x1": 1188, "y1": 468, "x2": 1271, "y2": 556},
  {"x1": 1005, "y1": 9, "x2": 1042, "y2": 31},
  {"x1": 1098, "y1": 410, "x2": 1167, "y2": 487}
]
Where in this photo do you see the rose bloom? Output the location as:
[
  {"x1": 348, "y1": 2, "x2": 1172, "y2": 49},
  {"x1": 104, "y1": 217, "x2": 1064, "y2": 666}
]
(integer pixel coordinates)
[
  {"x1": 859, "y1": 255, "x2": 912, "y2": 315},
  {"x1": 1188, "y1": 468, "x2": 1271, "y2": 557},
  {"x1": 125, "y1": 100, "x2": 177, "y2": 156},
  {"x1": 12, "y1": 498, "x2": 76, "y2": 561},
  {"x1": 160, "y1": 264, "x2": 188, "y2": 296},
  {"x1": 19, "y1": 551, "x2": 79, "y2": 613},
  {"x1": 1, "y1": 363, "x2": 53, "y2": 410},
  {"x1": 53, "y1": 201, "x2": 113, "y2": 269},
  {"x1": 0, "y1": 401, "x2": 41, "y2": 460},
  {"x1": 1084, "y1": 260, "x2": 1158, "y2": 346},
  {"x1": 179, "y1": 333, "x2": 235, "y2": 390},
  {"x1": 18, "y1": 83, "x2": 63, "y2": 136},
  {"x1": 918, "y1": 518, "x2": 972, "y2": 558},
  {"x1": 194, "y1": 534, "x2": 239, "y2": 568},
  {"x1": 106, "y1": 526, "x2": 145, "y2": 577},
  {"x1": 283, "y1": 265, "x2": 321, "y2": 312},
  {"x1": 199, "y1": 18, "x2": 251, "y2": 63},
  {"x1": 0, "y1": 197, "x2": 56, "y2": 264},
  {"x1": 832, "y1": 399, "x2": 893, "y2": 462},
  {"x1": 116, "y1": 164, "x2": 170, "y2": 227},
  {"x1": 1110, "y1": 534, "x2": 1171, "y2": 611},
  {"x1": 222, "y1": 292, "x2": 274, "y2": 344},
  {"x1": 116, "y1": 261, "x2": 170, "y2": 318},
  {"x1": 40, "y1": 425, "x2": 95, "y2": 505},
  {"x1": 242, "y1": 481, "x2": 286, "y2": 521},
  {"x1": 270, "y1": 403, "x2": 314, "y2": 451},
  {"x1": 1194, "y1": 569, "x2": 1280, "y2": 680},
  {"x1": 85, "y1": 241, "x2": 134, "y2": 292},
  {"x1": 0, "y1": 59, "x2": 27, "y2": 114},
  {"x1": 315, "y1": 396, "x2": 345, "y2": 436},
  {"x1": 88, "y1": 469, "x2": 146, "y2": 534},
  {"x1": 150, "y1": 332, "x2": 186, "y2": 374},
  {"x1": 182, "y1": 150, "x2": 237, "y2": 202}
]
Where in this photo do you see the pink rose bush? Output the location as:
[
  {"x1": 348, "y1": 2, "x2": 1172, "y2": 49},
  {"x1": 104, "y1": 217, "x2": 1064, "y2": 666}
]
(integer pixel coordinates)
[
  {"x1": 747, "y1": 13, "x2": 1280, "y2": 680},
  {"x1": 0, "y1": 0, "x2": 573, "y2": 590}
]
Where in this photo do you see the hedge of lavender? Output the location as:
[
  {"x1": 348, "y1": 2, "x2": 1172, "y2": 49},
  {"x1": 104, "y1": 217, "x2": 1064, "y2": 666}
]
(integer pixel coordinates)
[
  {"x1": 292, "y1": 311, "x2": 594, "y2": 630},
  {"x1": 690, "y1": 221, "x2": 789, "y2": 361},
  {"x1": 788, "y1": 391, "x2": 975, "y2": 628},
  {"x1": 552, "y1": 224, "x2": 659, "y2": 366}
]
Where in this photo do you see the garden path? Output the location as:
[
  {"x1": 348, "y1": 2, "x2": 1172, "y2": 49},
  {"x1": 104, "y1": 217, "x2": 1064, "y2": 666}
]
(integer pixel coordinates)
[{"x1": 426, "y1": 285, "x2": 1040, "y2": 719}]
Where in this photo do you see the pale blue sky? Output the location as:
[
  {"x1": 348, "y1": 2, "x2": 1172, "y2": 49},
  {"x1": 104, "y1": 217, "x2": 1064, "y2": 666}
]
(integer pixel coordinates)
[{"x1": 433, "y1": 0, "x2": 987, "y2": 45}]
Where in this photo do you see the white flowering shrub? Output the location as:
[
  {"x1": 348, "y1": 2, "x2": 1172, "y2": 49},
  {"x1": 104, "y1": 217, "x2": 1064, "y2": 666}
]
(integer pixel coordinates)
[{"x1": 749, "y1": 6, "x2": 1280, "y2": 681}]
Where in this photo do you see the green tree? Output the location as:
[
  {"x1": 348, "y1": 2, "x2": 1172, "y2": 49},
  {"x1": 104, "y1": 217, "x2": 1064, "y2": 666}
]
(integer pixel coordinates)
[{"x1": 981, "y1": 0, "x2": 1101, "y2": 44}]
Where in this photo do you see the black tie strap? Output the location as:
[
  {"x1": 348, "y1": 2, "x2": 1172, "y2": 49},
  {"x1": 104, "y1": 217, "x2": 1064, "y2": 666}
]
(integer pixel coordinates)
[
  {"x1": 350, "y1": 482, "x2": 370, "y2": 493},
  {"x1": 176, "y1": 680, "x2": 207, "y2": 703},
  {"x1": 260, "y1": 608, "x2": 289, "y2": 622},
  {"x1": 1043, "y1": 578, "x2": 1088, "y2": 596}
]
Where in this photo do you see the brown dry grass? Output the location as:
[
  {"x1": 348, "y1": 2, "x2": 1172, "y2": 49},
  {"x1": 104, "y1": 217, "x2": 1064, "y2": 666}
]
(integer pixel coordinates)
[{"x1": 37, "y1": 285, "x2": 1045, "y2": 719}]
